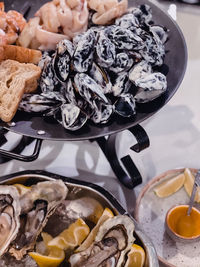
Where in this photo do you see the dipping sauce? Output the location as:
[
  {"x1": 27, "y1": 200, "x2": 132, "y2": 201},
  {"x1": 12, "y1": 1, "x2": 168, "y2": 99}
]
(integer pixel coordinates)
[{"x1": 166, "y1": 205, "x2": 200, "y2": 239}]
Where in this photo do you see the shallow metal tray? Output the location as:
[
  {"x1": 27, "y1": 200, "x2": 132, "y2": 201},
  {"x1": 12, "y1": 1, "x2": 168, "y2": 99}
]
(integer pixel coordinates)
[{"x1": 0, "y1": 170, "x2": 158, "y2": 267}]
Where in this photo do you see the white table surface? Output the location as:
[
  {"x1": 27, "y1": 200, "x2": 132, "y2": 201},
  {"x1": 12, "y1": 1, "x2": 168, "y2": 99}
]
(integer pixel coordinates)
[{"x1": 0, "y1": 1, "x2": 199, "y2": 266}]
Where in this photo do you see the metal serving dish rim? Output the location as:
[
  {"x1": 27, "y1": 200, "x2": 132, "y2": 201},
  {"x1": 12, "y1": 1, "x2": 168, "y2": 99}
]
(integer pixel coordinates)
[{"x1": 0, "y1": 170, "x2": 158, "y2": 267}]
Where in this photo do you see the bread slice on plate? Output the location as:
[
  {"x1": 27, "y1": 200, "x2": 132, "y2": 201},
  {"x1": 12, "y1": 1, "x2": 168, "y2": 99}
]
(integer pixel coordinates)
[
  {"x1": 0, "y1": 45, "x2": 42, "y2": 64},
  {"x1": 0, "y1": 59, "x2": 41, "y2": 122}
]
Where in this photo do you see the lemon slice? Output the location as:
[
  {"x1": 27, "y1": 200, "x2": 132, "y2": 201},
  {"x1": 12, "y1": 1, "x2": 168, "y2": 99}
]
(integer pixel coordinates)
[
  {"x1": 13, "y1": 184, "x2": 31, "y2": 195},
  {"x1": 29, "y1": 248, "x2": 65, "y2": 267},
  {"x1": 125, "y1": 244, "x2": 145, "y2": 267},
  {"x1": 184, "y1": 168, "x2": 200, "y2": 202},
  {"x1": 48, "y1": 218, "x2": 90, "y2": 250},
  {"x1": 76, "y1": 207, "x2": 114, "y2": 252},
  {"x1": 154, "y1": 173, "x2": 185, "y2": 198}
]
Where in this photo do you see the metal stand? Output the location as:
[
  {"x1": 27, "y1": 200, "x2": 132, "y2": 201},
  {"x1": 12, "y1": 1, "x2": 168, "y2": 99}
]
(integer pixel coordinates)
[
  {"x1": 0, "y1": 124, "x2": 149, "y2": 189},
  {"x1": 0, "y1": 127, "x2": 43, "y2": 163},
  {"x1": 93, "y1": 125, "x2": 150, "y2": 189}
]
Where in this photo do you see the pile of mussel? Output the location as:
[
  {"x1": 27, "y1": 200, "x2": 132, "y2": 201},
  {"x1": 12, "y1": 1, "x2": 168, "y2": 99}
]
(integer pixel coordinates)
[{"x1": 19, "y1": 4, "x2": 168, "y2": 131}]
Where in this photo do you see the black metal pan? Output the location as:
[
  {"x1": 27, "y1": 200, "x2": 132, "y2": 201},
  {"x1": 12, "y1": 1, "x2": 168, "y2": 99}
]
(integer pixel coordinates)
[{"x1": 0, "y1": 0, "x2": 187, "y2": 141}]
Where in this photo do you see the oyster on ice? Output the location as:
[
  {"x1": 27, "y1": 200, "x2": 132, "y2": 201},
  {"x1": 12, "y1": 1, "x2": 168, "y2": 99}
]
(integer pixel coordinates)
[
  {"x1": 0, "y1": 186, "x2": 21, "y2": 257},
  {"x1": 9, "y1": 180, "x2": 68, "y2": 260},
  {"x1": 69, "y1": 215, "x2": 135, "y2": 267}
]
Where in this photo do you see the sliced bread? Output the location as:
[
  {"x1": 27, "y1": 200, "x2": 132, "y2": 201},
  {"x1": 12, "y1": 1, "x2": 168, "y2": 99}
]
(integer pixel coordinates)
[{"x1": 0, "y1": 59, "x2": 41, "y2": 122}]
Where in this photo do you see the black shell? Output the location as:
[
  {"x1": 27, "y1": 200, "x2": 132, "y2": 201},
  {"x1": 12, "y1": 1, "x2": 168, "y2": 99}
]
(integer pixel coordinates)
[
  {"x1": 108, "y1": 26, "x2": 144, "y2": 51},
  {"x1": 134, "y1": 72, "x2": 167, "y2": 103},
  {"x1": 19, "y1": 94, "x2": 62, "y2": 114},
  {"x1": 53, "y1": 40, "x2": 74, "y2": 82},
  {"x1": 60, "y1": 103, "x2": 87, "y2": 131},
  {"x1": 115, "y1": 94, "x2": 136, "y2": 117},
  {"x1": 96, "y1": 31, "x2": 116, "y2": 68},
  {"x1": 112, "y1": 73, "x2": 136, "y2": 96},
  {"x1": 89, "y1": 63, "x2": 112, "y2": 94},
  {"x1": 109, "y1": 52, "x2": 134, "y2": 73},
  {"x1": 74, "y1": 73, "x2": 108, "y2": 106},
  {"x1": 91, "y1": 100, "x2": 113, "y2": 124},
  {"x1": 73, "y1": 30, "x2": 96, "y2": 73},
  {"x1": 139, "y1": 34, "x2": 165, "y2": 66},
  {"x1": 115, "y1": 13, "x2": 140, "y2": 30}
]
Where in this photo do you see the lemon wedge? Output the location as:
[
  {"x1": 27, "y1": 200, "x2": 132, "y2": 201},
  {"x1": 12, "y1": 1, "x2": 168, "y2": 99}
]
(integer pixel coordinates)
[
  {"x1": 76, "y1": 207, "x2": 114, "y2": 252},
  {"x1": 154, "y1": 173, "x2": 185, "y2": 198},
  {"x1": 29, "y1": 232, "x2": 65, "y2": 267},
  {"x1": 13, "y1": 183, "x2": 31, "y2": 195},
  {"x1": 125, "y1": 244, "x2": 145, "y2": 267},
  {"x1": 184, "y1": 168, "x2": 200, "y2": 202},
  {"x1": 47, "y1": 218, "x2": 90, "y2": 250},
  {"x1": 29, "y1": 248, "x2": 65, "y2": 267}
]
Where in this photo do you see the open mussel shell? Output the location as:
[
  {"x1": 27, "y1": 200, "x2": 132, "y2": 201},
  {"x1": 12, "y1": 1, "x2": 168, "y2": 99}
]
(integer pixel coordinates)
[
  {"x1": 134, "y1": 72, "x2": 167, "y2": 103},
  {"x1": 89, "y1": 62, "x2": 112, "y2": 94},
  {"x1": 53, "y1": 39, "x2": 74, "y2": 82},
  {"x1": 74, "y1": 73, "x2": 109, "y2": 106},
  {"x1": 91, "y1": 100, "x2": 113, "y2": 124},
  {"x1": 55, "y1": 103, "x2": 88, "y2": 131},
  {"x1": 0, "y1": 186, "x2": 21, "y2": 257},
  {"x1": 115, "y1": 94, "x2": 136, "y2": 117},
  {"x1": 18, "y1": 93, "x2": 64, "y2": 114}
]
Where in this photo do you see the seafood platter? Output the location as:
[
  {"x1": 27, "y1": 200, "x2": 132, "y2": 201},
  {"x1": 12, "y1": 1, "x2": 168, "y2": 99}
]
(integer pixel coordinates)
[
  {"x1": 0, "y1": 170, "x2": 159, "y2": 266},
  {"x1": 0, "y1": 0, "x2": 187, "y2": 140}
]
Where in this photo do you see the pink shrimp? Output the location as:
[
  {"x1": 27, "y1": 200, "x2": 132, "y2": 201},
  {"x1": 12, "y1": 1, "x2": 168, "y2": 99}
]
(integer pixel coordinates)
[
  {"x1": 91, "y1": 0, "x2": 128, "y2": 25},
  {"x1": 0, "y1": 8, "x2": 26, "y2": 45},
  {"x1": 35, "y1": 2, "x2": 60, "y2": 33}
]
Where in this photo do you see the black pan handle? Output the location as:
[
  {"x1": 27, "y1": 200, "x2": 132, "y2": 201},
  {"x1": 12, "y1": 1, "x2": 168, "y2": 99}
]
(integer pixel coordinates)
[
  {"x1": 0, "y1": 134, "x2": 43, "y2": 163},
  {"x1": 94, "y1": 124, "x2": 150, "y2": 189}
]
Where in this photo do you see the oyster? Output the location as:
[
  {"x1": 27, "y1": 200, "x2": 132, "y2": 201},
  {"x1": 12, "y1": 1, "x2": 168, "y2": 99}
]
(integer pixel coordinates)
[
  {"x1": 134, "y1": 72, "x2": 167, "y2": 103},
  {"x1": 9, "y1": 180, "x2": 68, "y2": 260},
  {"x1": 0, "y1": 186, "x2": 21, "y2": 257},
  {"x1": 53, "y1": 39, "x2": 74, "y2": 82},
  {"x1": 69, "y1": 215, "x2": 135, "y2": 267}
]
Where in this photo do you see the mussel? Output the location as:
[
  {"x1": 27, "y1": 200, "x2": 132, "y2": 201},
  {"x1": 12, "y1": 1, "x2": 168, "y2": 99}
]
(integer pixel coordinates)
[
  {"x1": 115, "y1": 93, "x2": 136, "y2": 117},
  {"x1": 53, "y1": 39, "x2": 74, "y2": 82},
  {"x1": 134, "y1": 72, "x2": 167, "y2": 102},
  {"x1": 96, "y1": 31, "x2": 116, "y2": 68},
  {"x1": 73, "y1": 29, "x2": 96, "y2": 73},
  {"x1": 57, "y1": 103, "x2": 88, "y2": 131}
]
